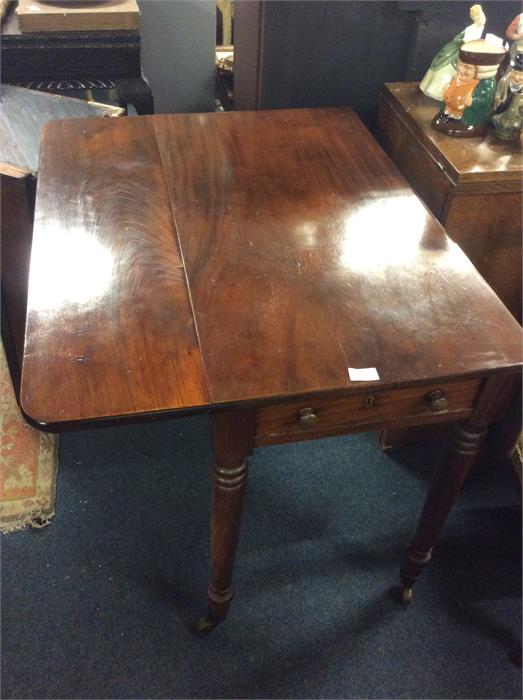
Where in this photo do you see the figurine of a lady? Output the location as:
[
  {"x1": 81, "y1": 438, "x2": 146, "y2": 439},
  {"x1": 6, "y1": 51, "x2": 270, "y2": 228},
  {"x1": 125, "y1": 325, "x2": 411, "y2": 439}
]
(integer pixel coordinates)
[{"x1": 420, "y1": 4, "x2": 486, "y2": 101}]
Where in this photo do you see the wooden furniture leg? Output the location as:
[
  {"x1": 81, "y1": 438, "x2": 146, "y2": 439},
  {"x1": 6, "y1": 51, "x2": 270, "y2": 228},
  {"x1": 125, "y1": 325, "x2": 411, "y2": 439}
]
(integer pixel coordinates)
[
  {"x1": 399, "y1": 419, "x2": 488, "y2": 603},
  {"x1": 198, "y1": 409, "x2": 256, "y2": 634}
]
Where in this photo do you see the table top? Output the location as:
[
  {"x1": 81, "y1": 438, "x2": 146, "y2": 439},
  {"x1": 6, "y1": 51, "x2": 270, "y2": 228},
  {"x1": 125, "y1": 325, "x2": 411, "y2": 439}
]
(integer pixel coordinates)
[
  {"x1": 21, "y1": 108, "x2": 522, "y2": 430},
  {"x1": 382, "y1": 82, "x2": 523, "y2": 189}
]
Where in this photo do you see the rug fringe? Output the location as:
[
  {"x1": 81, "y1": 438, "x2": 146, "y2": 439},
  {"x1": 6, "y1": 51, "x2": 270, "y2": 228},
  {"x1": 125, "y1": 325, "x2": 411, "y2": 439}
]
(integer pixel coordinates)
[{"x1": 0, "y1": 510, "x2": 55, "y2": 534}]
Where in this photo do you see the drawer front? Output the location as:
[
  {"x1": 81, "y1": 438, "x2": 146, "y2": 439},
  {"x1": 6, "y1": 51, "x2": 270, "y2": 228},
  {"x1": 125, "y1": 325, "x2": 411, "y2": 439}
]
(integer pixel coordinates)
[{"x1": 255, "y1": 379, "x2": 481, "y2": 445}]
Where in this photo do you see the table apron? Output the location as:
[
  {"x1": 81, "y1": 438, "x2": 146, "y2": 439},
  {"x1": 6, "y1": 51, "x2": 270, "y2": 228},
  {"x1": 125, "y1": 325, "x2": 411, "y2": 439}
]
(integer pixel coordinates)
[{"x1": 255, "y1": 378, "x2": 481, "y2": 447}]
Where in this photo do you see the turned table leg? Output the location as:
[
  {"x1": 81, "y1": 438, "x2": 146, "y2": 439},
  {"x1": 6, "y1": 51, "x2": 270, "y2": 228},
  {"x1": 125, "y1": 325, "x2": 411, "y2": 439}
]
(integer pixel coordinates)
[
  {"x1": 198, "y1": 409, "x2": 256, "y2": 634},
  {"x1": 399, "y1": 419, "x2": 488, "y2": 603}
]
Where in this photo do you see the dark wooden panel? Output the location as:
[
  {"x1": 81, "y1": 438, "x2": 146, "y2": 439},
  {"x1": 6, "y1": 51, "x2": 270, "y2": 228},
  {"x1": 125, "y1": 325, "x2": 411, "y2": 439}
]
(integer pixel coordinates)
[
  {"x1": 1, "y1": 171, "x2": 35, "y2": 397},
  {"x1": 21, "y1": 116, "x2": 209, "y2": 428},
  {"x1": 233, "y1": 0, "x2": 265, "y2": 110},
  {"x1": 153, "y1": 108, "x2": 522, "y2": 407}
]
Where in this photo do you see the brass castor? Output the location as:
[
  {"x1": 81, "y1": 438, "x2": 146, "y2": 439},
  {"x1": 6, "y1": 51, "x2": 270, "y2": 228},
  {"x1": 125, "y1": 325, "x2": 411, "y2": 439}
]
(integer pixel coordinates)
[
  {"x1": 400, "y1": 585, "x2": 413, "y2": 604},
  {"x1": 197, "y1": 615, "x2": 222, "y2": 635}
]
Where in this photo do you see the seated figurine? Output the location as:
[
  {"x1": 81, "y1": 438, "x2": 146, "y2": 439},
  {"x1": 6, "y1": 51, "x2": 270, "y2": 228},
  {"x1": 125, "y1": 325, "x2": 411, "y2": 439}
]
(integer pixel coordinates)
[
  {"x1": 420, "y1": 4, "x2": 486, "y2": 101},
  {"x1": 431, "y1": 39, "x2": 506, "y2": 137}
]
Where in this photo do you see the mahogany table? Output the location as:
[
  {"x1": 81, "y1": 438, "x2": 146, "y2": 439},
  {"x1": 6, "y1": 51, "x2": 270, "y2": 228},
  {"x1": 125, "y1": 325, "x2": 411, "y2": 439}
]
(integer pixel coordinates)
[{"x1": 21, "y1": 108, "x2": 522, "y2": 633}]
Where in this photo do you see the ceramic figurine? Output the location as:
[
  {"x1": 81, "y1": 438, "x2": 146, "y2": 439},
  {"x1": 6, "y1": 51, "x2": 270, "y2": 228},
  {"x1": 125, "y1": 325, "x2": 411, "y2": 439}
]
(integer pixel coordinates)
[
  {"x1": 491, "y1": 52, "x2": 523, "y2": 141},
  {"x1": 420, "y1": 4, "x2": 486, "y2": 101},
  {"x1": 431, "y1": 38, "x2": 506, "y2": 137}
]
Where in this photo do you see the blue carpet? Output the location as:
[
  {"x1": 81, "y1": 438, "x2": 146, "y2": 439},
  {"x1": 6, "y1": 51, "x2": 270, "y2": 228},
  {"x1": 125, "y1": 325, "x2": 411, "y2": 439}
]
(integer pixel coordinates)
[{"x1": 1, "y1": 415, "x2": 521, "y2": 699}]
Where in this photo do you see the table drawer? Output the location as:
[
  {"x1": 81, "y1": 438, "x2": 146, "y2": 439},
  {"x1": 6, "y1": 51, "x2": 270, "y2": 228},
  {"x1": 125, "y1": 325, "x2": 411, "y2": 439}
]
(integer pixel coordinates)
[{"x1": 255, "y1": 379, "x2": 481, "y2": 445}]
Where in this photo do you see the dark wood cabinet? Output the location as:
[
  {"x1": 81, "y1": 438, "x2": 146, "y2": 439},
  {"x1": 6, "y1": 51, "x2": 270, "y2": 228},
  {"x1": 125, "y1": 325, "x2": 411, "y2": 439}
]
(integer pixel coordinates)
[{"x1": 1, "y1": 169, "x2": 35, "y2": 396}]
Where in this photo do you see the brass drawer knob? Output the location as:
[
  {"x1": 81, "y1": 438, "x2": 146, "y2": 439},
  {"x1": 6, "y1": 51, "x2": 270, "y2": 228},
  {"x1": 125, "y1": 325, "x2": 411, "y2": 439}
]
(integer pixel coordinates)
[
  {"x1": 298, "y1": 407, "x2": 318, "y2": 429},
  {"x1": 425, "y1": 390, "x2": 448, "y2": 412}
]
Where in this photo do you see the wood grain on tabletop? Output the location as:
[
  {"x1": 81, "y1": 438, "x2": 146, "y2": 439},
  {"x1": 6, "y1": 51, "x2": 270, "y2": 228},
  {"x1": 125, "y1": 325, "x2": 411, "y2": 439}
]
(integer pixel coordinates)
[
  {"x1": 21, "y1": 117, "x2": 209, "y2": 428},
  {"x1": 22, "y1": 109, "x2": 522, "y2": 428},
  {"x1": 152, "y1": 108, "x2": 521, "y2": 406},
  {"x1": 383, "y1": 82, "x2": 523, "y2": 187}
]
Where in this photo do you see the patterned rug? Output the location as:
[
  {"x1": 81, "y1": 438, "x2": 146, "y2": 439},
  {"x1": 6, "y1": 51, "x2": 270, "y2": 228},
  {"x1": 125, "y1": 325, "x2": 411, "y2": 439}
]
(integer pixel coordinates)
[{"x1": 0, "y1": 344, "x2": 58, "y2": 533}]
